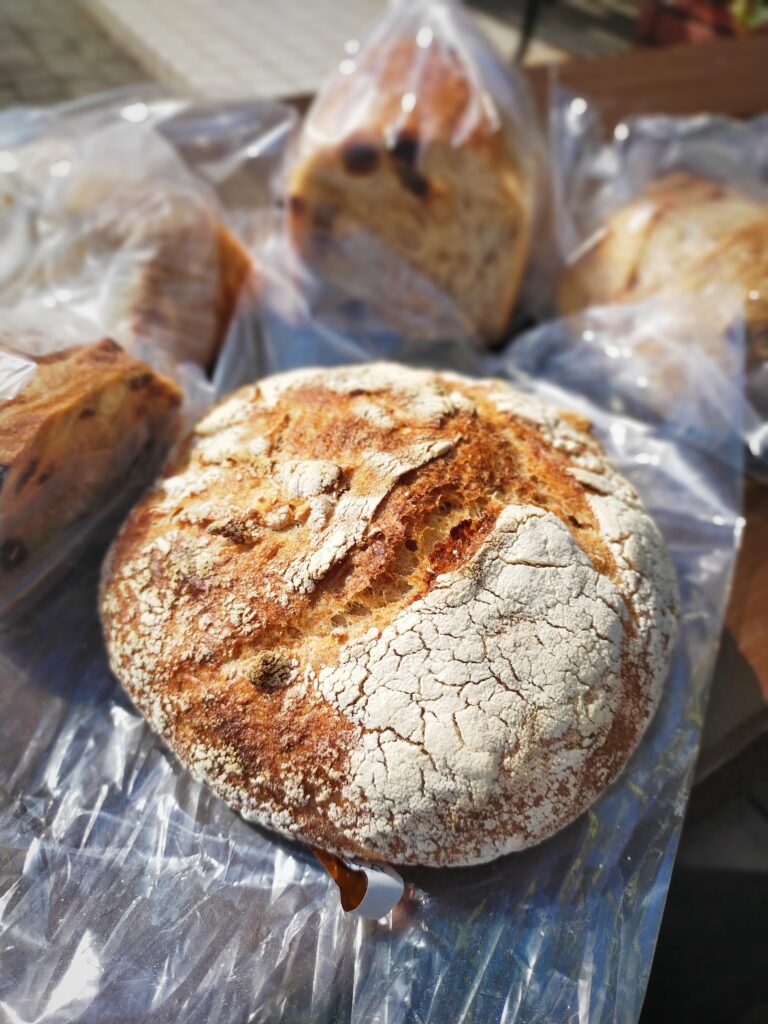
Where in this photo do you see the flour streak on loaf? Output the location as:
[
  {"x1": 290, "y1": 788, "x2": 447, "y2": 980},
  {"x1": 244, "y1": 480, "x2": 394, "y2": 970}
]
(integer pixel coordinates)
[{"x1": 100, "y1": 363, "x2": 678, "y2": 866}]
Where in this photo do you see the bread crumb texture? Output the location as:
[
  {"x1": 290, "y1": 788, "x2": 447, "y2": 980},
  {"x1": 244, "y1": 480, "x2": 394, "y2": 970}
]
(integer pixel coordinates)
[
  {"x1": 287, "y1": 33, "x2": 532, "y2": 343},
  {"x1": 100, "y1": 363, "x2": 678, "y2": 866},
  {"x1": 0, "y1": 339, "x2": 181, "y2": 584}
]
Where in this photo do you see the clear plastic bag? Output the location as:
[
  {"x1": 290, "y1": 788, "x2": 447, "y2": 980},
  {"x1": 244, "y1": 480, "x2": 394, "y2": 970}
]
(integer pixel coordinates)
[
  {"x1": 214, "y1": 218, "x2": 488, "y2": 398},
  {"x1": 0, "y1": 346, "x2": 36, "y2": 400},
  {"x1": 0, "y1": 85, "x2": 298, "y2": 219},
  {"x1": 551, "y1": 100, "x2": 768, "y2": 261},
  {"x1": 280, "y1": 0, "x2": 544, "y2": 346},
  {"x1": 0, "y1": 120, "x2": 248, "y2": 372},
  {"x1": 549, "y1": 94, "x2": 768, "y2": 458},
  {"x1": 0, "y1": 295, "x2": 745, "y2": 1023},
  {"x1": 0, "y1": 86, "x2": 298, "y2": 379}
]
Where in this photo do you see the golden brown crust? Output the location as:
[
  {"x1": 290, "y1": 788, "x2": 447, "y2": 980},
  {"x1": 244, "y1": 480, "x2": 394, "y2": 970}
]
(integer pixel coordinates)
[
  {"x1": 101, "y1": 364, "x2": 677, "y2": 866},
  {"x1": 287, "y1": 35, "x2": 531, "y2": 343},
  {"x1": 559, "y1": 172, "x2": 768, "y2": 358},
  {"x1": 0, "y1": 338, "x2": 181, "y2": 591}
]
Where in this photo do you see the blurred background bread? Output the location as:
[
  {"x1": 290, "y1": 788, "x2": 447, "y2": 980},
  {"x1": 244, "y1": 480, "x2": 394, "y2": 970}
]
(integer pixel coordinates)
[
  {"x1": 0, "y1": 338, "x2": 181, "y2": 601},
  {"x1": 82, "y1": 184, "x2": 253, "y2": 372},
  {"x1": 0, "y1": 135, "x2": 253, "y2": 373},
  {"x1": 559, "y1": 172, "x2": 768, "y2": 361}
]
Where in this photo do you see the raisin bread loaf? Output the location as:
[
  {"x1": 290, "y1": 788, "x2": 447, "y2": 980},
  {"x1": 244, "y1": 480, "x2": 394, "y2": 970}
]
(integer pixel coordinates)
[
  {"x1": 287, "y1": 31, "x2": 533, "y2": 344},
  {"x1": 0, "y1": 339, "x2": 181, "y2": 601}
]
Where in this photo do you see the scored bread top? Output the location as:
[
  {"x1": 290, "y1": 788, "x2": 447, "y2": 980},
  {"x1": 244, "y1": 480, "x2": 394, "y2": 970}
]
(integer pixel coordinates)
[{"x1": 100, "y1": 363, "x2": 677, "y2": 866}]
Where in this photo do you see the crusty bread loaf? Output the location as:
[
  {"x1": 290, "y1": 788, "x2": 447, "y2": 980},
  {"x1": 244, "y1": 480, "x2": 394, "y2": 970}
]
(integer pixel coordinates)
[
  {"x1": 100, "y1": 363, "x2": 677, "y2": 867},
  {"x1": 559, "y1": 172, "x2": 768, "y2": 359},
  {"x1": 0, "y1": 339, "x2": 181, "y2": 599},
  {"x1": 287, "y1": 34, "x2": 532, "y2": 344}
]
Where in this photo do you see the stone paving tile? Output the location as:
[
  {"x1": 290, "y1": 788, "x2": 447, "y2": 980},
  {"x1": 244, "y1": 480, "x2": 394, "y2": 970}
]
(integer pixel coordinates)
[
  {"x1": 85, "y1": 0, "x2": 389, "y2": 99},
  {"x1": 0, "y1": 0, "x2": 639, "y2": 114},
  {"x1": 472, "y1": 0, "x2": 638, "y2": 58},
  {"x1": 0, "y1": 0, "x2": 147, "y2": 110},
  {"x1": 83, "y1": 0, "x2": 573, "y2": 99}
]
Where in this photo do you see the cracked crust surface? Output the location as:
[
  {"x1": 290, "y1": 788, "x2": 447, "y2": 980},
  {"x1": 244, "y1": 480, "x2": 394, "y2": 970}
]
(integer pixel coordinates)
[{"x1": 100, "y1": 363, "x2": 678, "y2": 866}]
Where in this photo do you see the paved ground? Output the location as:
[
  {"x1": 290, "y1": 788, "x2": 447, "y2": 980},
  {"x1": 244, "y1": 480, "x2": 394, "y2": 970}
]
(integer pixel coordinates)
[
  {"x1": 474, "y1": 0, "x2": 641, "y2": 58},
  {"x1": 0, "y1": 0, "x2": 146, "y2": 109},
  {"x1": 0, "y1": 0, "x2": 639, "y2": 112},
  {"x1": 84, "y1": 0, "x2": 564, "y2": 100}
]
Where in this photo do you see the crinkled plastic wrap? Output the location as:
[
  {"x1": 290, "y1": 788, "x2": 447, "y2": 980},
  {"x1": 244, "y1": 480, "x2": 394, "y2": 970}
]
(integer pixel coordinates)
[
  {"x1": 0, "y1": 345, "x2": 36, "y2": 400},
  {"x1": 0, "y1": 296, "x2": 744, "y2": 1022},
  {"x1": 0, "y1": 86, "x2": 297, "y2": 215},
  {"x1": 0, "y1": 86, "x2": 296, "y2": 377},
  {"x1": 280, "y1": 0, "x2": 544, "y2": 345},
  {"x1": 214, "y1": 219, "x2": 489, "y2": 398},
  {"x1": 550, "y1": 99, "x2": 768, "y2": 259},
  {"x1": 1, "y1": 111, "x2": 240, "y2": 371},
  {"x1": 549, "y1": 95, "x2": 768, "y2": 462}
]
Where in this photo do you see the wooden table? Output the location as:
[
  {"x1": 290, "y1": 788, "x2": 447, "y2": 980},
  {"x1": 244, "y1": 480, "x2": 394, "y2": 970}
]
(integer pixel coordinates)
[
  {"x1": 526, "y1": 32, "x2": 768, "y2": 128},
  {"x1": 698, "y1": 481, "x2": 768, "y2": 778}
]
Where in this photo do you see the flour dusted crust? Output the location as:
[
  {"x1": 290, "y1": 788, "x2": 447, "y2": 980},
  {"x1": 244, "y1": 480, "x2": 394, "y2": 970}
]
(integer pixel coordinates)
[
  {"x1": 559, "y1": 172, "x2": 768, "y2": 360},
  {"x1": 100, "y1": 363, "x2": 677, "y2": 866},
  {"x1": 287, "y1": 31, "x2": 532, "y2": 343}
]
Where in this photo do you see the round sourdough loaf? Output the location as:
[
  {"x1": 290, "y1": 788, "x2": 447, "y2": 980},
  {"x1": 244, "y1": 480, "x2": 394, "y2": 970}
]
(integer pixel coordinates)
[{"x1": 100, "y1": 363, "x2": 678, "y2": 867}]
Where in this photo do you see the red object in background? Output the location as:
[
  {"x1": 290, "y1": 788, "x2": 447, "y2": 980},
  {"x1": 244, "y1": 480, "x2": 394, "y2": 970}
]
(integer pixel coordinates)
[
  {"x1": 637, "y1": 0, "x2": 737, "y2": 43},
  {"x1": 638, "y1": 0, "x2": 768, "y2": 43}
]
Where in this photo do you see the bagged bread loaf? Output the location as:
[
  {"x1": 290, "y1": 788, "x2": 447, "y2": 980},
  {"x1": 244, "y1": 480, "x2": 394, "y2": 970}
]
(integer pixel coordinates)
[
  {"x1": 559, "y1": 172, "x2": 768, "y2": 362},
  {"x1": 286, "y1": 0, "x2": 542, "y2": 345},
  {"x1": 101, "y1": 363, "x2": 677, "y2": 867},
  {"x1": 0, "y1": 337, "x2": 181, "y2": 609},
  {"x1": 56, "y1": 179, "x2": 252, "y2": 372},
  {"x1": 0, "y1": 121, "x2": 253, "y2": 371}
]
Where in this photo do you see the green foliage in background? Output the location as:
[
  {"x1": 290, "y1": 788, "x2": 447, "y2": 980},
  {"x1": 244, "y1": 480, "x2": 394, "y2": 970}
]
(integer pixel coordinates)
[{"x1": 731, "y1": 0, "x2": 768, "y2": 28}]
